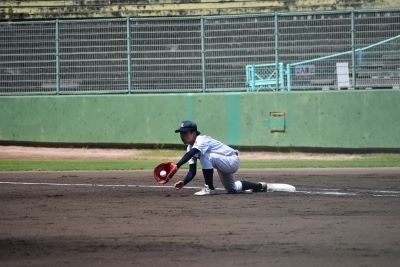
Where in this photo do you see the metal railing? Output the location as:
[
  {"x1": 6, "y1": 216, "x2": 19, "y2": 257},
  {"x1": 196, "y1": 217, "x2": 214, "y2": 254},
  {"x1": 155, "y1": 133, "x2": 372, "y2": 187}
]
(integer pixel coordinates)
[
  {"x1": 0, "y1": 9, "x2": 399, "y2": 95},
  {"x1": 285, "y1": 34, "x2": 400, "y2": 91},
  {"x1": 246, "y1": 63, "x2": 284, "y2": 91}
]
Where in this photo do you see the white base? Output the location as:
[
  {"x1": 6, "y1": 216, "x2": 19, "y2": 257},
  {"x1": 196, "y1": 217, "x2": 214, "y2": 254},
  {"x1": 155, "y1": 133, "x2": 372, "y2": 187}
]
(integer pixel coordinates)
[{"x1": 267, "y1": 183, "x2": 296, "y2": 192}]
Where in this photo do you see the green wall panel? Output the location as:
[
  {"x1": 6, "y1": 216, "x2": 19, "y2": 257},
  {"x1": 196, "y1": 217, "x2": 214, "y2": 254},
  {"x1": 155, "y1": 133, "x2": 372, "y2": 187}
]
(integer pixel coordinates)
[{"x1": 1, "y1": 90, "x2": 399, "y2": 149}]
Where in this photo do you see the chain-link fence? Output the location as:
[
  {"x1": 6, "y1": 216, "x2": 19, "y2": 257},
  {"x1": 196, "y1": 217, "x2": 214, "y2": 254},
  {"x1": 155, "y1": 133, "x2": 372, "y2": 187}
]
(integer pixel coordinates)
[{"x1": 1, "y1": 9, "x2": 399, "y2": 95}]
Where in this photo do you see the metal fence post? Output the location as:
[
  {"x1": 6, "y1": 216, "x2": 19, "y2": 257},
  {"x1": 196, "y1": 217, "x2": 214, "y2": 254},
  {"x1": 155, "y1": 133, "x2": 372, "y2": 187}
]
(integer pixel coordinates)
[
  {"x1": 127, "y1": 17, "x2": 132, "y2": 94},
  {"x1": 351, "y1": 9, "x2": 356, "y2": 89},
  {"x1": 201, "y1": 16, "x2": 206, "y2": 93},
  {"x1": 274, "y1": 13, "x2": 280, "y2": 91},
  {"x1": 55, "y1": 19, "x2": 60, "y2": 95}
]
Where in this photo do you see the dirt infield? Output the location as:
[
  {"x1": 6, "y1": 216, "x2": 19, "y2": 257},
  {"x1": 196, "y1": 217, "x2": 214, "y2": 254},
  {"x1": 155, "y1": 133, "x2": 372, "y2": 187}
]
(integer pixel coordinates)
[{"x1": 0, "y1": 168, "x2": 399, "y2": 267}]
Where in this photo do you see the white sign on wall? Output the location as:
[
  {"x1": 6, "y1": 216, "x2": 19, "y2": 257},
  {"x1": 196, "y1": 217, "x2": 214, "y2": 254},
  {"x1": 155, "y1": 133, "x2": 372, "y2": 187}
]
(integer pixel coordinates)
[
  {"x1": 295, "y1": 65, "x2": 315, "y2": 76},
  {"x1": 336, "y1": 62, "x2": 350, "y2": 89}
]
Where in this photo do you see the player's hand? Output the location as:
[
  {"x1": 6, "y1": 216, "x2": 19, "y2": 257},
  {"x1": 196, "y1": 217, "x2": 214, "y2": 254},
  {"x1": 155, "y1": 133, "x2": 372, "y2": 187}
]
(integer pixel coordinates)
[
  {"x1": 167, "y1": 163, "x2": 178, "y2": 178},
  {"x1": 174, "y1": 180, "x2": 184, "y2": 190}
]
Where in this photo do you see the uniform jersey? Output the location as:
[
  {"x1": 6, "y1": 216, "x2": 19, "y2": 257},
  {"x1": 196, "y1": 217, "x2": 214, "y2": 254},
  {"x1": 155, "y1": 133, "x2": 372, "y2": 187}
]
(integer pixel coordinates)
[{"x1": 187, "y1": 135, "x2": 237, "y2": 165}]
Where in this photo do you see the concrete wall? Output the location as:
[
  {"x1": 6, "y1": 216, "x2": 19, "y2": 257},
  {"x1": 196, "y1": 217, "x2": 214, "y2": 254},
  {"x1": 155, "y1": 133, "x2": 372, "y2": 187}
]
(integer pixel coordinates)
[
  {"x1": 1, "y1": 0, "x2": 400, "y2": 20},
  {"x1": 1, "y1": 90, "x2": 399, "y2": 150}
]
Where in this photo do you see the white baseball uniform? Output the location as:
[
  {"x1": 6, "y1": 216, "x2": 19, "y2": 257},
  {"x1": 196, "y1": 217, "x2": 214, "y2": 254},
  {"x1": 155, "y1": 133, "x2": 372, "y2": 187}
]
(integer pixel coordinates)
[{"x1": 187, "y1": 135, "x2": 242, "y2": 193}]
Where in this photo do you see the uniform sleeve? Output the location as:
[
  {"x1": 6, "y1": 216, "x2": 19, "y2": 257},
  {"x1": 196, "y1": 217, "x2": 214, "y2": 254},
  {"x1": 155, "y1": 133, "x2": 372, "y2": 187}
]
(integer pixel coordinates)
[
  {"x1": 191, "y1": 135, "x2": 209, "y2": 155},
  {"x1": 183, "y1": 162, "x2": 197, "y2": 185},
  {"x1": 176, "y1": 147, "x2": 200, "y2": 168}
]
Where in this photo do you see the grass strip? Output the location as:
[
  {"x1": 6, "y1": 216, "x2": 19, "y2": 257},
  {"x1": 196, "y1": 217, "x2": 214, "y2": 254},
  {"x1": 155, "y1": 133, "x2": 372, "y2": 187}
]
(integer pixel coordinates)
[
  {"x1": 0, "y1": 154, "x2": 399, "y2": 171},
  {"x1": 0, "y1": 160, "x2": 158, "y2": 171}
]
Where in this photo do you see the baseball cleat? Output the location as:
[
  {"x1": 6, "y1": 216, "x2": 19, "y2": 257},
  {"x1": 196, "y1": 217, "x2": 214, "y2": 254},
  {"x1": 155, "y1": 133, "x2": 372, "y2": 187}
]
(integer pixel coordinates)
[{"x1": 194, "y1": 185, "x2": 218, "y2": 196}]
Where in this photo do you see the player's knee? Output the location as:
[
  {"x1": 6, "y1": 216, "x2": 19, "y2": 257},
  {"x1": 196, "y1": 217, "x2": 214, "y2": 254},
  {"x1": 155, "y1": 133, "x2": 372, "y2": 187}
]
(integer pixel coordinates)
[
  {"x1": 226, "y1": 181, "x2": 242, "y2": 193},
  {"x1": 235, "y1": 181, "x2": 242, "y2": 191}
]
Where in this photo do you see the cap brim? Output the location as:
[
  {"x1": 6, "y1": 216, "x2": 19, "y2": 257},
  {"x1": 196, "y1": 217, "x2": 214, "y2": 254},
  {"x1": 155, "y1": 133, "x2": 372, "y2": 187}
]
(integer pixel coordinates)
[
  {"x1": 175, "y1": 127, "x2": 198, "y2": 133},
  {"x1": 175, "y1": 128, "x2": 190, "y2": 133}
]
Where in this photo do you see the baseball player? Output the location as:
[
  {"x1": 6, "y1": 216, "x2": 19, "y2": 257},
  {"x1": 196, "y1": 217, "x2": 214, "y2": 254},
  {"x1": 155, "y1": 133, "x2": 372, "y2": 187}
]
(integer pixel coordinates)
[{"x1": 167, "y1": 120, "x2": 268, "y2": 195}]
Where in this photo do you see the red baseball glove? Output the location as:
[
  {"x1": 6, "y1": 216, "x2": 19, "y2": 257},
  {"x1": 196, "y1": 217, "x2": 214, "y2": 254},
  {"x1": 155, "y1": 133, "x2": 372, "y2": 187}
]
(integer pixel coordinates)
[{"x1": 153, "y1": 162, "x2": 177, "y2": 184}]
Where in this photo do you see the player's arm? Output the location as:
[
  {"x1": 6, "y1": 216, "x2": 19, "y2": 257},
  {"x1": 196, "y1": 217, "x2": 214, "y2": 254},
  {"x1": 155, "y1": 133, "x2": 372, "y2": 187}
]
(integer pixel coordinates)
[
  {"x1": 176, "y1": 148, "x2": 199, "y2": 168},
  {"x1": 174, "y1": 162, "x2": 196, "y2": 190},
  {"x1": 167, "y1": 148, "x2": 199, "y2": 179},
  {"x1": 173, "y1": 148, "x2": 199, "y2": 189},
  {"x1": 183, "y1": 162, "x2": 196, "y2": 185}
]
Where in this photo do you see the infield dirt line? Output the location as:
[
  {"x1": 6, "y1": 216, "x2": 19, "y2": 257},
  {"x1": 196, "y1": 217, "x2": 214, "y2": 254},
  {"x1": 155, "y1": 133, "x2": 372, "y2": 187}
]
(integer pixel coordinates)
[{"x1": 1, "y1": 180, "x2": 399, "y2": 197}]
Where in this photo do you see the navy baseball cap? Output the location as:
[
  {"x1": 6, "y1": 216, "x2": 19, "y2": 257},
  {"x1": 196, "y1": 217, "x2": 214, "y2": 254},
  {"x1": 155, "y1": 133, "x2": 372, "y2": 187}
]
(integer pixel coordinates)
[{"x1": 175, "y1": 120, "x2": 200, "y2": 134}]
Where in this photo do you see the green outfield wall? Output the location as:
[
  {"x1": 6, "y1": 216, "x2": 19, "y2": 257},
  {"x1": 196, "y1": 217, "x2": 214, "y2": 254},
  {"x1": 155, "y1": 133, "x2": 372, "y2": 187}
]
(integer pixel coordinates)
[{"x1": 1, "y1": 90, "x2": 399, "y2": 150}]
